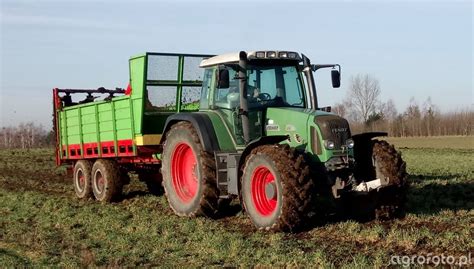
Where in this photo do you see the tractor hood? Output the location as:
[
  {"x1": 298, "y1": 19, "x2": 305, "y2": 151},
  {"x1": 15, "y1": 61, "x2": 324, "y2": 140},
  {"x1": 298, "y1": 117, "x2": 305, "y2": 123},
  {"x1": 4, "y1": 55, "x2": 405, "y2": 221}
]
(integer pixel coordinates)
[{"x1": 265, "y1": 107, "x2": 352, "y2": 156}]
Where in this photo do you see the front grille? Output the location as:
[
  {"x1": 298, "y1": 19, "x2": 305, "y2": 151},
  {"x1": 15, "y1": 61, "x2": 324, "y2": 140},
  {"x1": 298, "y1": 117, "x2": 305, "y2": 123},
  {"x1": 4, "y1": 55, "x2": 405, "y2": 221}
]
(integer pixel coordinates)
[{"x1": 314, "y1": 115, "x2": 351, "y2": 149}]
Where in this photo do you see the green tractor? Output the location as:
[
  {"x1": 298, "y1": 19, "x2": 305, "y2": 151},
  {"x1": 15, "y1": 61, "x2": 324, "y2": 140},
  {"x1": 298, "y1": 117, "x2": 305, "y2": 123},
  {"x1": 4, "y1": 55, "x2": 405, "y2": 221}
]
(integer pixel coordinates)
[{"x1": 54, "y1": 51, "x2": 407, "y2": 231}]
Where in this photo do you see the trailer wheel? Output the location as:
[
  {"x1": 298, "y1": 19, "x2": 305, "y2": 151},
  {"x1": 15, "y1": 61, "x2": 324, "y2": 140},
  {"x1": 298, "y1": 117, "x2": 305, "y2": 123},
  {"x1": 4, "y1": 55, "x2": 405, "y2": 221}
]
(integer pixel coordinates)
[
  {"x1": 372, "y1": 140, "x2": 408, "y2": 219},
  {"x1": 241, "y1": 144, "x2": 313, "y2": 232},
  {"x1": 73, "y1": 160, "x2": 93, "y2": 199},
  {"x1": 161, "y1": 122, "x2": 219, "y2": 217},
  {"x1": 91, "y1": 159, "x2": 123, "y2": 202}
]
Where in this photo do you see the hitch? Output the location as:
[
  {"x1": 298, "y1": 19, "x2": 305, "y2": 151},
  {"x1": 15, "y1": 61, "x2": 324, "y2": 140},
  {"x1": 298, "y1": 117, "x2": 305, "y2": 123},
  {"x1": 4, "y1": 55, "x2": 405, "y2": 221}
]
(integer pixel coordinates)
[{"x1": 354, "y1": 177, "x2": 390, "y2": 192}]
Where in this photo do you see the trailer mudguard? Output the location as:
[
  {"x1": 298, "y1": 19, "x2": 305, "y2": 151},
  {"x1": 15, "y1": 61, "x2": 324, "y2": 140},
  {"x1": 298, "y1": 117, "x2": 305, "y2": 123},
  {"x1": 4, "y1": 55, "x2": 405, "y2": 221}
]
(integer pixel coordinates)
[{"x1": 161, "y1": 113, "x2": 220, "y2": 152}]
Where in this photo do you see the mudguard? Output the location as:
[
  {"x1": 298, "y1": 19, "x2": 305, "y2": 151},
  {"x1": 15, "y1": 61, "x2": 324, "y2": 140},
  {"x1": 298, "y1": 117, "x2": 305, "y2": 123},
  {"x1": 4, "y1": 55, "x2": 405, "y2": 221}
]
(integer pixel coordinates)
[
  {"x1": 161, "y1": 113, "x2": 220, "y2": 152},
  {"x1": 352, "y1": 132, "x2": 388, "y2": 144},
  {"x1": 237, "y1": 135, "x2": 289, "y2": 173}
]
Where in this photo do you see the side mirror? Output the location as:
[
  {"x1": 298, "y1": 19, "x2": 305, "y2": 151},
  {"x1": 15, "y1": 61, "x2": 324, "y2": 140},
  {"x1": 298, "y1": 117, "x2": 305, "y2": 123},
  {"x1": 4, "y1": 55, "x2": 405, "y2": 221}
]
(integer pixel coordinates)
[
  {"x1": 218, "y1": 69, "x2": 229, "y2": 88},
  {"x1": 331, "y1": 69, "x2": 341, "y2": 88}
]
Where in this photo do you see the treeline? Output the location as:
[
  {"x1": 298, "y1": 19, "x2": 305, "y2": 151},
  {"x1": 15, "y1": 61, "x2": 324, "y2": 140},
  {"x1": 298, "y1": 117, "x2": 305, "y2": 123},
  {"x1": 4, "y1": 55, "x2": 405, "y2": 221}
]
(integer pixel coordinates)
[
  {"x1": 347, "y1": 107, "x2": 473, "y2": 136},
  {"x1": 333, "y1": 74, "x2": 473, "y2": 137},
  {"x1": 0, "y1": 123, "x2": 53, "y2": 149}
]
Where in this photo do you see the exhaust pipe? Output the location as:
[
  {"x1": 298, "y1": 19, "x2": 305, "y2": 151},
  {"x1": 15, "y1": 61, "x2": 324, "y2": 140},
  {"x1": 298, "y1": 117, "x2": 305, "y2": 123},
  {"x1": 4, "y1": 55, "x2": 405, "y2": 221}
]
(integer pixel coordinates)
[{"x1": 239, "y1": 51, "x2": 250, "y2": 144}]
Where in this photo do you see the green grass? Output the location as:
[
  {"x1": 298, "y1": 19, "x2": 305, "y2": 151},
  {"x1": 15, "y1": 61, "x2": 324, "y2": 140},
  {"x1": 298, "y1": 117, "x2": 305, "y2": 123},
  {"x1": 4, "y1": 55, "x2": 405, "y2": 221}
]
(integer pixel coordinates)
[
  {"x1": 1, "y1": 138, "x2": 473, "y2": 267},
  {"x1": 386, "y1": 135, "x2": 474, "y2": 149}
]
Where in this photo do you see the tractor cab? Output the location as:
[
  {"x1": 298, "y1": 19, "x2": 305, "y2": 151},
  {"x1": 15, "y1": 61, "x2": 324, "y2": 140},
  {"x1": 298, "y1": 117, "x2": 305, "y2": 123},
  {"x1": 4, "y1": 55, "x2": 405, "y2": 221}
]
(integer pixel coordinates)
[{"x1": 199, "y1": 50, "x2": 341, "y2": 148}]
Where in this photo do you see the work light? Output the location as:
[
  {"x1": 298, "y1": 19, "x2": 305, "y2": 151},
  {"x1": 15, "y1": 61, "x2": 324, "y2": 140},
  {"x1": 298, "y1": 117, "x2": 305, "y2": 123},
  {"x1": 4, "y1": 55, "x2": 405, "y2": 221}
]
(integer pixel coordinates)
[
  {"x1": 256, "y1": 51, "x2": 265, "y2": 58},
  {"x1": 266, "y1": 51, "x2": 277, "y2": 58}
]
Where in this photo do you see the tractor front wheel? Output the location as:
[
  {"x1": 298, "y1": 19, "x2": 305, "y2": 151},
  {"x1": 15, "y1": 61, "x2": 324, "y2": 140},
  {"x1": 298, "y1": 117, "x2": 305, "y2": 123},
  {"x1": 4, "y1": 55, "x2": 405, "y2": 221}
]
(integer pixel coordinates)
[
  {"x1": 372, "y1": 140, "x2": 408, "y2": 219},
  {"x1": 161, "y1": 122, "x2": 219, "y2": 217},
  {"x1": 241, "y1": 144, "x2": 313, "y2": 231}
]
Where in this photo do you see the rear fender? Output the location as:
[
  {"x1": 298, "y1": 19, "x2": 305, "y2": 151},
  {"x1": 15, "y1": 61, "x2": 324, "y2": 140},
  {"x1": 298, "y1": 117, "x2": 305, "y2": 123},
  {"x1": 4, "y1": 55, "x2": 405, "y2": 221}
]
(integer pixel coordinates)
[{"x1": 160, "y1": 113, "x2": 220, "y2": 152}]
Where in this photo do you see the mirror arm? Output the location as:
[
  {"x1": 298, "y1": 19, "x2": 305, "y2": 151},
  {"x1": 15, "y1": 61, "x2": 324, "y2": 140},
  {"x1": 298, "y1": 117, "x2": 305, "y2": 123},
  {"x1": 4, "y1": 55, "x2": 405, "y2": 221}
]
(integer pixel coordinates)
[{"x1": 311, "y1": 64, "x2": 340, "y2": 72}]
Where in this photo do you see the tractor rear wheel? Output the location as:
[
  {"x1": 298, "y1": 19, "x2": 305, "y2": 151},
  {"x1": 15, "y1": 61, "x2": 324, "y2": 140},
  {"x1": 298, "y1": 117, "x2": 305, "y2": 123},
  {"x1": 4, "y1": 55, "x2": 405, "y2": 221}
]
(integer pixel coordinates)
[
  {"x1": 161, "y1": 122, "x2": 219, "y2": 217},
  {"x1": 73, "y1": 160, "x2": 93, "y2": 199},
  {"x1": 372, "y1": 140, "x2": 408, "y2": 219},
  {"x1": 91, "y1": 159, "x2": 123, "y2": 202},
  {"x1": 241, "y1": 144, "x2": 313, "y2": 231}
]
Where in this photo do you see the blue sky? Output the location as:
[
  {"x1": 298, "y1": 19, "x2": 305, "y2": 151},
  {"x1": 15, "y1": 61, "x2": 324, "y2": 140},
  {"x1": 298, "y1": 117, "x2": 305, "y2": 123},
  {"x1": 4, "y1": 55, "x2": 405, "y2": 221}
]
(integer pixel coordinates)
[{"x1": 1, "y1": 0, "x2": 472, "y2": 128}]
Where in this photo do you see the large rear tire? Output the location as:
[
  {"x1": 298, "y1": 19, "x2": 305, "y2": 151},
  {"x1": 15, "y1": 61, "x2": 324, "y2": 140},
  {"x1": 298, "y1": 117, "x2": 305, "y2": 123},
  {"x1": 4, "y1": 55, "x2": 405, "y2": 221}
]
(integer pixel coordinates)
[
  {"x1": 241, "y1": 144, "x2": 313, "y2": 232},
  {"x1": 161, "y1": 122, "x2": 219, "y2": 217},
  {"x1": 91, "y1": 159, "x2": 123, "y2": 202},
  {"x1": 73, "y1": 160, "x2": 93, "y2": 199}
]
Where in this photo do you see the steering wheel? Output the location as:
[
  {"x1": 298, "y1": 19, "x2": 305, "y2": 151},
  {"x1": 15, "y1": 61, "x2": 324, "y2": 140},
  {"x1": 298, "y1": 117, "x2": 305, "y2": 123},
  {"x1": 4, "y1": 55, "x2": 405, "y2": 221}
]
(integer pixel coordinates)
[{"x1": 259, "y1": 93, "x2": 272, "y2": 101}]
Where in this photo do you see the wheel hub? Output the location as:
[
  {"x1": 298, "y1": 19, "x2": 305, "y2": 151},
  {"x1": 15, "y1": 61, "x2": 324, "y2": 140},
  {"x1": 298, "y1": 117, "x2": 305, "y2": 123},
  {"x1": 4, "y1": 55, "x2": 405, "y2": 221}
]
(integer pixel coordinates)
[{"x1": 265, "y1": 182, "x2": 277, "y2": 200}]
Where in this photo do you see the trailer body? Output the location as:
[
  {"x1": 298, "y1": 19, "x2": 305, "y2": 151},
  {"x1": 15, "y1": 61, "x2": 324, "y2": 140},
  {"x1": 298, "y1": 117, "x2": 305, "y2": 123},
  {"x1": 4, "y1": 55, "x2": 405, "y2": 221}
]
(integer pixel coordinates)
[{"x1": 54, "y1": 53, "x2": 213, "y2": 165}]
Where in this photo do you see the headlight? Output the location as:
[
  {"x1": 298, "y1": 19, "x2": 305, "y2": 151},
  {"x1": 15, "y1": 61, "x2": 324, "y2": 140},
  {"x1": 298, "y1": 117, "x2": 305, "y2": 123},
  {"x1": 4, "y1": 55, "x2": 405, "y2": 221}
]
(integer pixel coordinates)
[
  {"x1": 346, "y1": 139, "x2": 354, "y2": 149},
  {"x1": 324, "y1": 140, "x2": 335, "y2": 150}
]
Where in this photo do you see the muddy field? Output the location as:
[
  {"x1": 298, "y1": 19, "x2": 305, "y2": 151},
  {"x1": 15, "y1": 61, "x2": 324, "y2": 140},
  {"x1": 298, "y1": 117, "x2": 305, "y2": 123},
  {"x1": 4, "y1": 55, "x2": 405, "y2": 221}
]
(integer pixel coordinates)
[{"x1": 1, "y1": 137, "x2": 473, "y2": 267}]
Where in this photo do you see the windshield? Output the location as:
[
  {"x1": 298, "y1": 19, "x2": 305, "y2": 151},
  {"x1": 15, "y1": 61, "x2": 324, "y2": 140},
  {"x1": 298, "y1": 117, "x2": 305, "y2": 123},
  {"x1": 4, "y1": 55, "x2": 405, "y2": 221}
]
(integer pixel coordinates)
[
  {"x1": 247, "y1": 64, "x2": 305, "y2": 108},
  {"x1": 214, "y1": 64, "x2": 306, "y2": 110}
]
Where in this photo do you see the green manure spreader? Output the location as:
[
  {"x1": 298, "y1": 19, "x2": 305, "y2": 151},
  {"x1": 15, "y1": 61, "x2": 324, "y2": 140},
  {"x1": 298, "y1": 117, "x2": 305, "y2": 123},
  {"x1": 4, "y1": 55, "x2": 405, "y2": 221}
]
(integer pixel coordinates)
[{"x1": 53, "y1": 51, "x2": 407, "y2": 231}]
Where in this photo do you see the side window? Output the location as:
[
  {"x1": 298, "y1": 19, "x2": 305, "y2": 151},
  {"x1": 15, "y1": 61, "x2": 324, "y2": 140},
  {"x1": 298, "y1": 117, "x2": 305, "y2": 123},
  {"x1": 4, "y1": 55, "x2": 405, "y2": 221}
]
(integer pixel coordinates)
[
  {"x1": 214, "y1": 68, "x2": 239, "y2": 109},
  {"x1": 200, "y1": 68, "x2": 214, "y2": 110},
  {"x1": 283, "y1": 66, "x2": 304, "y2": 106}
]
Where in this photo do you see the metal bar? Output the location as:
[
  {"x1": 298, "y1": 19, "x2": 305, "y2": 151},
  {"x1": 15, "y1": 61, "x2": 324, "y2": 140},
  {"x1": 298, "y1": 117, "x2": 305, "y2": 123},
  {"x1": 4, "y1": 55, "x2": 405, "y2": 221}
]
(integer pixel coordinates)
[
  {"x1": 146, "y1": 52, "x2": 215, "y2": 58},
  {"x1": 111, "y1": 100, "x2": 118, "y2": 157},
  {"x1": 176, "y1": 55, "x2": 184, "y2": 112},
  {"x1": 63, "y1": 111, "x2": 69, "y2": 159},
  {"x1": 146, "y1": 80, "x2": 203, "y2": 87},
  {"x1": 78, "y1": 107, "x2": 84, "y2": 158},
  {"x1": 94, "y1": 104, "x2": 102, "y2": 157},
  {"x1": 56, "y1": 88, "x2": 125, "y2": 94},
  {"x1": 128, "y1": 96, "x2": 137, "y2": 155}
]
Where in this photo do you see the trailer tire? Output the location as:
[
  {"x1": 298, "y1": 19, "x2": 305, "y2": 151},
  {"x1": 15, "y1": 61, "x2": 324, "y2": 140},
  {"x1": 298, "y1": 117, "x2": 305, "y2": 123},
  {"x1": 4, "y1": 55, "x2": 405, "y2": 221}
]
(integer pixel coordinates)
[
  {"x1": 91, "y1": 159, "x2": 123, "y2": 202},
  {"x1": 73, "y1": 160, "x2": 93, "y2": 199},
  {"x1": 161, "y1": 121, "x2": 219, "y2": 217},
  {"x1": 241, "y1": 144, "x2": 313, "y2": 232},
  {"x1": 372, "y1": 140, "x2": 408, "y2": 219}
]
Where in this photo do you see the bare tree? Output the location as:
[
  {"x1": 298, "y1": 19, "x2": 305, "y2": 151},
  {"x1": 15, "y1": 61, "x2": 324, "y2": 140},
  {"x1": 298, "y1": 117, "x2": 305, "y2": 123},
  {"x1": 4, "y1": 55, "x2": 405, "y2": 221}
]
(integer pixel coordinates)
[
  {"x1": 0, "y1": 122, "x2": 51, "y2": 149},
  {"x1": 332, "y1": 102, "x2": 348, "y2": 118},
  {"x1": 346, "y1": 74, "x2": 381, "y2": 123}
]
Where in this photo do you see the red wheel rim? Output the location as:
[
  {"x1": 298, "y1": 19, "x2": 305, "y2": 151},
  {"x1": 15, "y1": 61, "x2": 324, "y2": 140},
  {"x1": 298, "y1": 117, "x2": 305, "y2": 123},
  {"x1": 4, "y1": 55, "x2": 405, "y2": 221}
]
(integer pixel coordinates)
[
  {"x1": 251, "y1": 166, "x2": 278, "y2": 216},
  {"x1": 95, "y1": 171, "x2": 105, "y2": 193},
  {"x1": 171, "y1": 142, "x2": 198, "y2": 203},
  {"x1": 76, "y1": 169, "x2": 85, "y2": 191}
]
